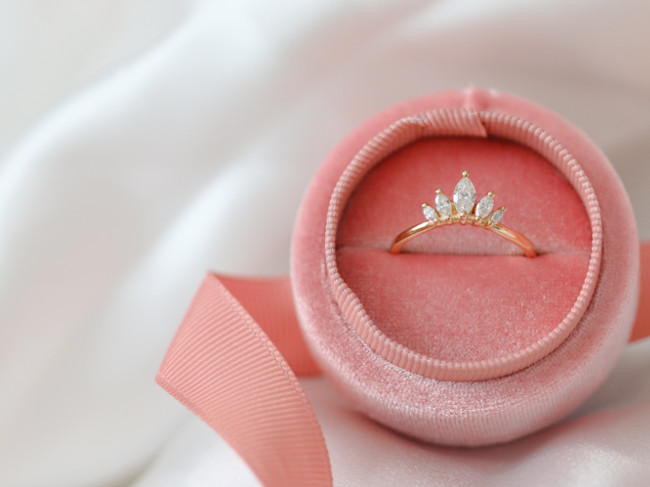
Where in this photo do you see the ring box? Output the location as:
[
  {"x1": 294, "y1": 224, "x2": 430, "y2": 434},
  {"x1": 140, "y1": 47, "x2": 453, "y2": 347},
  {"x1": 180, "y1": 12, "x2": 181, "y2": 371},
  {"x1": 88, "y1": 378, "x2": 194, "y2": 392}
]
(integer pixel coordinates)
[{"x1": 290, "y1": 88, "x2": 639, "y2": 446}]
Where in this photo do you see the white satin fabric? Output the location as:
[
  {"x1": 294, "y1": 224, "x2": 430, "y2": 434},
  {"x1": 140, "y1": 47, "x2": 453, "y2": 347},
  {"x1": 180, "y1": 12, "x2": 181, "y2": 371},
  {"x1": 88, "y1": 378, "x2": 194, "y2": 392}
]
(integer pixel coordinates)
[{"x1": 1, "y1": 1, "x2": 649, "y2": 486}]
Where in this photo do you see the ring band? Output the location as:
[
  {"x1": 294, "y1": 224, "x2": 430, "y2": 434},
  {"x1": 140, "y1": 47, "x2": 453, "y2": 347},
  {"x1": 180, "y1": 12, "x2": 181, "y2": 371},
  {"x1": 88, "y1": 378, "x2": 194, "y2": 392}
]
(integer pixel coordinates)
[{"x1": 389, "y1": 170, "x2": 536, "y2": 258}]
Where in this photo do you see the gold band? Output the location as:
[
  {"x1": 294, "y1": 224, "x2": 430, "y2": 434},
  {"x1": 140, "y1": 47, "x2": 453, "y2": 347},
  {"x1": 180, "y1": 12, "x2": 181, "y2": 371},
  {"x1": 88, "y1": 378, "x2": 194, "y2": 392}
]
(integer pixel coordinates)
[
  {"x1": 389, "y1": 212, "x2": 536, "y2": 257},
  {"x1": 389, "y1": 170, "x2": 536, "y2": 258}
]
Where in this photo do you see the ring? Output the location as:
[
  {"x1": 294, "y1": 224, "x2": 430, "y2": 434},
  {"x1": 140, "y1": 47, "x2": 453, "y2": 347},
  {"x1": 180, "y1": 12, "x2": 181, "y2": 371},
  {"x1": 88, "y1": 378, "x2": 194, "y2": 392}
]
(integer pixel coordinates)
[{"x1": 389, "y1": 170, "x2": 536, "y2": 257}]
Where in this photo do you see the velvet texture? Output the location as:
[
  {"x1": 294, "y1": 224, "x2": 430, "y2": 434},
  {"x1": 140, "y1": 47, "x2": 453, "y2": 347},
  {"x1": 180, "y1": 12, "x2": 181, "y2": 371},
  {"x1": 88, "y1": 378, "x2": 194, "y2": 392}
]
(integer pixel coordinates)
[
  {"x1": 325, "y1": 112, "x2": 601, "y2": 381},
  {"x1": 290, "y1": 88, "x2": 639, "y2": 446}
]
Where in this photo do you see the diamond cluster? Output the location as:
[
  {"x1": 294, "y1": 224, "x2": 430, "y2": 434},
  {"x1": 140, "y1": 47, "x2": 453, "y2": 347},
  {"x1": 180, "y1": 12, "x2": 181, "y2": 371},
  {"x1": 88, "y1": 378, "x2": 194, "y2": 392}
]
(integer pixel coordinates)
[{"x1": 422, "y1": 171, "x2": 506, "y2": 225}]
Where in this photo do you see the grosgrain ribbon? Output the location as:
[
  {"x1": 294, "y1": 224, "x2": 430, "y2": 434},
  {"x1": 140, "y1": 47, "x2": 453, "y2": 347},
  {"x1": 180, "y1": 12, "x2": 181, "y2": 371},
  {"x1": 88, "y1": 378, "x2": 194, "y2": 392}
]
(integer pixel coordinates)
[
  {"x1": 156, "y1": 274, "x2": 330, "y2": 487},
  {"x1": 157, "y1": 243, "x2": 650, "y2": 486}
]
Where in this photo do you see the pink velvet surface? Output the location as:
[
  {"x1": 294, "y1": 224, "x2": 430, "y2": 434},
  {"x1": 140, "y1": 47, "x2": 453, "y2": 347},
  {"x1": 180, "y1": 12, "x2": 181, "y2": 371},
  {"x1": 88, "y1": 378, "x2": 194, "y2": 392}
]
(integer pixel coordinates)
[
  {"x1": 337, "y1": 137, "x2": 591, "y2": 362},
  {"x1": 291, "y1": 88, "x2": 639, "y2": 446}
]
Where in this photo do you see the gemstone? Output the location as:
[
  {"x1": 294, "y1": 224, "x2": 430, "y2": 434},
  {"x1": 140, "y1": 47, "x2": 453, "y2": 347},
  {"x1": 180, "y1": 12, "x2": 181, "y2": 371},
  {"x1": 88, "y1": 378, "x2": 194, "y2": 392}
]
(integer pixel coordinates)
[
  {"x1": 491, "y1": 208, "x2": 505, "y2": 224},
  {"x1": 453, "y1": 176, "x2": 476, "y2": 215},
  {"x1": 435, "y1": 191, "x2": 452, "y2": 217},
  {"x1": 422, "y1": 204, "x2": 437, "y2": 222},
  {"x1": 475, "y1": 195, "x2": 494, "y2": 218}
]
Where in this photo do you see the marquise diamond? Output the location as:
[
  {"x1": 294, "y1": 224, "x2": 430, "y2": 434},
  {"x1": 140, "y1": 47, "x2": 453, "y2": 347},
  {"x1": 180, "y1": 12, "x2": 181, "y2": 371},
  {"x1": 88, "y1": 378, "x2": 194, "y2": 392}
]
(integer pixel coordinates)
[
  {"x1": 453, "y1": 176, "x2": 476, "y2": 215},
  {"x1": 491, "y1": 208, "x2": 505, "y2": 224},
  {"x1": 435, "y1": 192, "x2": 452, "y2": 217},
  {"x1": 476, "y1": 194, "x2": 494, "y2": 218},
  {"x1": 422, "y1": 204, "x2": 437, "y2": 222}
]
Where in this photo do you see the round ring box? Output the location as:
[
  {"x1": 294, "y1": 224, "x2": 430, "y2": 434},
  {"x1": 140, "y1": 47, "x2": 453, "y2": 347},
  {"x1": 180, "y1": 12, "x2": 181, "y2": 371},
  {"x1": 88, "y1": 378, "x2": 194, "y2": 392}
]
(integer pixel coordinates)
[{"x1": 290, "y1": 88, "x2": 639, "y2": 446}]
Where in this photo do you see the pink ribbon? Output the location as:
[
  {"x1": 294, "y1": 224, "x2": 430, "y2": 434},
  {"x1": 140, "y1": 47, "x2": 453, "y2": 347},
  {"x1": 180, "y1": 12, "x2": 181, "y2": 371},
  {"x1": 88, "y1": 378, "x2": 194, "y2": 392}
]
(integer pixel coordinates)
[
  {"x1": 156, "y1": 274, "x2": 330, "y2": 487},
  {"x1": 157, "y1": 243, "x2": 650, "y2": 486}
]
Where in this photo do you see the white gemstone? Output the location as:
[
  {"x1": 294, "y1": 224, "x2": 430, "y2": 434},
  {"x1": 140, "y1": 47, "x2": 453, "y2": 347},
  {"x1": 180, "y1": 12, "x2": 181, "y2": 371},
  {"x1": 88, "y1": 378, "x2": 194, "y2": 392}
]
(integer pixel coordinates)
[
  {"x1": 476, "y1": 195, "x2": 494, "y2": 218},
  {"x1": 491, "y1": 208, "x2": 505, "y2": 224},
  {"x1": 422, "y1": 204, "x2": 437, "y2": 222},
  {"x1": 435, "y1": 192, "x2": 452, "y2": 217},
  {"x1": 453, "y1": 176, "x2": 476, "y2": 215}
]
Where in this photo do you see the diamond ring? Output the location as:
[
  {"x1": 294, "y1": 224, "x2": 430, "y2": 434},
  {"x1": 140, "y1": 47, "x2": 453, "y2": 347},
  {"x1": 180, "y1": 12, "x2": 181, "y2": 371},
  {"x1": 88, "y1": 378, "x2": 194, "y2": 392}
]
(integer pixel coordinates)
[{"x1": 389, "y1": 170, "x2": 536, "y2": 257}]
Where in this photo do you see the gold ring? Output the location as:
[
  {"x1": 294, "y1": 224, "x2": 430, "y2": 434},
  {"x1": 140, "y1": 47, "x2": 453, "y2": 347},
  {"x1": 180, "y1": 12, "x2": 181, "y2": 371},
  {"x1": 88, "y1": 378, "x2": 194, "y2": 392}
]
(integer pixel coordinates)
[{"x1": 389, "y1": 170, "x2": 536, "y2": 258}]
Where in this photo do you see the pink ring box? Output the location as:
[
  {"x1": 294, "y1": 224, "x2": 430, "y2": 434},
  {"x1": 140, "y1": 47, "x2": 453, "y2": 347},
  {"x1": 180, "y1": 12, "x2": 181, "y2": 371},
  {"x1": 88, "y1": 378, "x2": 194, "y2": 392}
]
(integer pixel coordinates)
[{"x1": 291, "y1": 88, "x2": 639, "y2": 446}]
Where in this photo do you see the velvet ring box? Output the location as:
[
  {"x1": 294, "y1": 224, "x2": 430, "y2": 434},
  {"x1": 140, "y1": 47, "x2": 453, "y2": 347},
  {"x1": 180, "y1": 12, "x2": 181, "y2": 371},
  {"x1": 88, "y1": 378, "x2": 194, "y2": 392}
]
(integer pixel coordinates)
[{"x1": 291, "y1": 88, "x2": 639, "y2": 446}]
